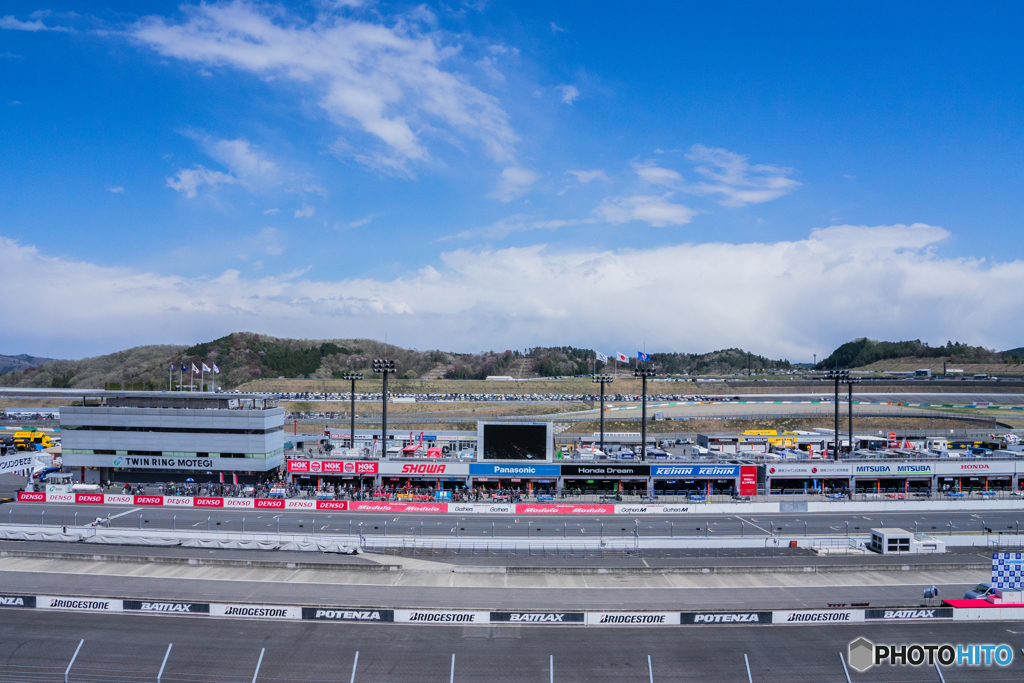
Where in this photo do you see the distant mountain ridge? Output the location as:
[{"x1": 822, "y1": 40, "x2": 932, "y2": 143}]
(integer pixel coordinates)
[
  {"x1": 816, "y1": 338, "x2": 1021, "y2": 370},
  {"x1": 0, "y1": 353, "x2": 58, "y2": 375},
  {"x1": 0, "y1": 332, "x2": 791, "y2": 389}
]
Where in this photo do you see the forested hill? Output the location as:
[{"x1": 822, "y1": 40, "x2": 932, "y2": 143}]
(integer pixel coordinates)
[{"x1": 815, "y1": 338, "x2": 1013, "y2": 370}]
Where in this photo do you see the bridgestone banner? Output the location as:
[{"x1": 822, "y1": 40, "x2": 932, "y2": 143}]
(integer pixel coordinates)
[
  {"x1": 39, "y1": 596, "x2": 123, "y2": 612},
  {"x1": 773, "y1": 610, "x2": 865, "y2": 623},
  {"x1": 302, "y1": 608, "x2": 394, "y2": 621},
  {"x1": 123, "y1": 601, "x2": 210, "y2": 614},
  {"x1": 394, "y1": 610, "x2": 490, "y2": 624},
  {"x1": 681, "y1": 611, "x2": 773, "y2": 625},
  {"x1": 490, "y1": 612, "x2": 585, "y2": 624},
  {"x1": 210, "y1": 604, "x2": 302, "y2": 619},
  {"x1": 586, "y1": 612, "x2": 680, "y2": 625}
]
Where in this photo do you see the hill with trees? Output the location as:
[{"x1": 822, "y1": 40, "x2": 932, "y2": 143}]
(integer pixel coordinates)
[
  {"x1": 815, "y1": 338, "x2": 1017, "y2": 370},
  {"x1": 0, "y1": 353, "x2": 57, "y2": 375}
]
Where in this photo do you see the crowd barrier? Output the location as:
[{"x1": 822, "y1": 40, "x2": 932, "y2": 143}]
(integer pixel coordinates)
[{"x1": 0, "y1": 594, "x2": 1014, "y2": 625}]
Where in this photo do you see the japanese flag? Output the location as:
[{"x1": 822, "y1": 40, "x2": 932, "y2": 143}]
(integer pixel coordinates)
[{"x1": 617, "y1": 353, "x2": 628, "y2": 362}]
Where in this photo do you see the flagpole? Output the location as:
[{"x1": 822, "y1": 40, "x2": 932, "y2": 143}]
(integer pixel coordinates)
[
  {"x1": 168, "y1": 364, "x2": 172, "y2": 391},
  {"x1": 201, "y1": 365, "x2": 205, "y2": 393},
  {"x1": 178, "y1": 364, "x2": 182, "y2": 392}
]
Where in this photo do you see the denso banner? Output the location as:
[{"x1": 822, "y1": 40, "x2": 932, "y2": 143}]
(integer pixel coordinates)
[
  {"x1": 766, "y1": 463, "x2": 852, "y2": 477},
  {"x1": 123, "y1": 601, "x2": 210, "y2": 614},
  {"x1": 853, "y1": 463, "x2": 933, "y2": 476},
  {"x1": 651, "y1": 465, "x2": 740, "y2": 477},
  {"x1": 104, "y1": 494, "x2": 133, "y2": 505},
  {"x1": 210, "y1": 604, "x2": 302, "y2": 619},
  {"x1": 16, "y1": 492, "x2": 45, "y2": 502},
  {"x1": 223, "y1": 498, "x2": 254, "y2": 508},
  {"x1": 470, "y1": 464, "x2": 561, "y2": 477},
  {"x1": 587, "y1": 612, "x2": 680, "y2": 625},
  {"x1": 448, "y1": 503, "x2": 514, "y2": 514},
  {"x1": 490, "y1": 612, "x2": 585, "y2": 624},
  {"x1": 514, "y1": 504, "x2": 614, "y2": 514},
  {"x1": 163, "y1": 496, "x2": 193, "y2": 507},
  {"x1": 394, "y1": 610, "x2": 490, "y2": 623},
  {"x1": 286, "y1": 460, "x2": 378, "y2": 474},
  {"x1": 39, "y1": 596, "x2": 123, "y2": 612},
  {"x1": 253, "y1": 499, "x2": 285, "y2": 509},
  {"x1": 681, "y1": 611, "x2": 772, "y2": 625},
  {"x1": 561, "y1": 465, "x2": 650, "y2": 477},
  {"x1": 193, "y1": 497, "x2": 224, "y2": 508},
  {"x1": 302, "y1": 608, "x2": 394, "y2": 621},
  {"x1": 134, "y1": 495, "x2": 164, "y2": 506},
  {"x1": 773, "y1": 610, "x2": 865, "y2": 623},
  {"x1": 74, "y1": 493, "x2": 104, "y2": 504},
  {"x1": 314, "y1": 500, "x2": 349, "y2": 511}
]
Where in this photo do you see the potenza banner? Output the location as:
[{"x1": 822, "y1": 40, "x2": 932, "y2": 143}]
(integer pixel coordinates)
[
  {"x1": 490, "y1": 612, "x2": 585, "y2": 624},
  {"x1": 302, "y1": 608, "x2": 395, "y2": 622},
  {"x1": 38, "y1": 596, "x2": 123, "y2": 612},
  {"x1": 0, "y1": 595, "x2": 35, "y2": 608},
  {"x1": 394, "y1": 610, "x2": 490, "y2": 624},
  {"x1": 210, "y1": 604, "x2": 302, "y2": 620},
  {"x1": 773, "y1": 610, "x2": 865, "y2": 624},
  {"x1": 681, "y1": 611, "x2": 773, "y2": 625}
]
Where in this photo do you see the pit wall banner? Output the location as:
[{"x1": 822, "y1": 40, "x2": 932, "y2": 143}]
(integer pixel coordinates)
[
  {"x1": 287, "y1": 460, "x2": 379, "y2": 474},
  {"x1": 347, "y1": 501, "x2": 448, "y2": 513},
  {"x1": 513, "y1": 504, "x2": 615, "y2": 514},
  {"x1": 773, "y1": 610, "x2": 865, "y2": 624}
]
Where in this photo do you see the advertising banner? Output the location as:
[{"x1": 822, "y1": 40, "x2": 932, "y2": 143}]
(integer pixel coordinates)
[
  {"x1": 0, "y1": 453, "x2": 38, "y2": 476},
  {"x1": 613, "y1": 504, "x2": 692, "y2": 514},
  {"x1": 447, "y1": 503, "x2": 514, "y2": 514},
  {"x1": 134, "y1": 495, "x2": 164, "y2": 506},
  {"x1": 193, "y1": 497, "x2": 224, "y2": 508},
  {"x1": 74, "y1": 493, "x2": 104, "y2": 504},
  {"x1": 560, "y1": 465, "x2": 650, "y2": 477},
  {"x1": 16, "y1": 492, "x2": 45, "y2": 502},
  {"x1": 283, "y1": 499, "x2": 316, "y2": 510},
  {"x1": 853, "y1": 464, "x2": 933, "y2": 477},
  {"x1": 223, "y1": 498, "x2": 254, "y2": 509},
  {"x1": 39, "y1": 596, "x2": 124, "y2": 612},
  {"x1": 0, "y1": 595, "x2": 35, "y2": 608},
  {"x1": 514, "y1": 504, "x2": 615, "y2": 514},
  {"x1": 394, "y1": 610, "x2": 490, "y2": 624},
  {"x1": 46, "y1": 493, "x2": 73, "y2": 503},
  {"x1": 772, "y1": 610, "x2": 865, "y2": 624},
  {"x1": 739, "y1": 466, "x2": 758, "y2": 497},
  {"x1": 302, "y1": 608, "x2": 394, "y2": 621},
  {"x1": 123, "y1": 601, "x2": 210, "y2": 614},
  {"x1": 651, "y1": 465, "x2": 740, "y2": 478},
  {"x1": 210, "y1": 604, "x2": 302, "y2": 619},
  {"x1": 104, "y1": 494, "x2": 133, "y2": 505},
  {"x1": 766, "y1": 463, "x2": 852, "y2": 478},
  {"x1": 586, "y1": 612, "x2": 680, "y2": 625},
  {"x1": 347, "y1": 502, "x2": 448, "y2": 513},
  {"x1": 315, "y1": 500, "x2": 349, "y2": 511},
  {"x1": 864, "y1": 608, "x2": 953, "y2": 620},
  {"x1": 163, "y1": 496, "x2": 193, "y2": 507},
  {"x1": 379, "y1": 462, "x2": 469, "y2": 476},
  {"x1": 253, "y1": 499, "x2": 285, "y2": 509},
  {"x1": 935, "y1": 461, "x2": 1015, "y2": 475},
  {"x1": 681, "y1": 611, "x2": 773, "y2": 625},
  {"x1": 470, "y1": 464, "x2": 561, "y2": 477},
  {"x1": 490, "y1": 612, "x2": 585, "y2": 624},
  {"x1": 286, "y1": 460, "x2": 378, "y2": 474}
]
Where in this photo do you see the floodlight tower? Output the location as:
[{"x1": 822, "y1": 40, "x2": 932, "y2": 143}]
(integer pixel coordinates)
[
  {"x1": 371, "y1": 359, "x2": 396, "y2": 456},
  {"x1": 633, "y1": 366, "x2": 657, "y2": 461},
  {"x1": 341, "y1": 373, "x2": 363, "y2": 449},
  {"x1": 826, "y1": 369, "x2": 850, "y2": 460},
  {"x1": 844, "y1": 376, "x2": 861, "y2": 455},
  {"x1": 592, "y1": 374, "x2": 614, "y2": 455}
]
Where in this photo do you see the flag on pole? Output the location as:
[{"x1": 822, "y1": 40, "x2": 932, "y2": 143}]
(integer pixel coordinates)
[
  {"x1": 617, "y1": 353, "x2": 628, "y2": 362},
  {"x1": 180, "y1": 363, "x2": 188, "y2": 372},
  {"x1": 595, "y1": 351, "x2": 608, "y2": 363},
  {"x1": 219, "y1": 472, "x2": 224, "y2": 484},
  {"x1": 212, "y1": 364, "x2": 220, "y2": 374},
  {"x1": 638, "y1": 351, "x2": 651, "y2": 363},
  {"x1": 191, "y1": 363, "x2": 199, "y2": 373},
  {"x1": 202, "y1": 363, "x2": 211, "y2": 373},
  {"x1": 232, "y1": 472, "x2": 238, "y2": 486},
  {"x1": 169, "y1": 363, "x2": 175, "y2": 370}
]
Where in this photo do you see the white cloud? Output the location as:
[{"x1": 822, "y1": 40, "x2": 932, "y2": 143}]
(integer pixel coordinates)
[
  {"x1": 132, "y1": 2, "x2": 518, "y2": 170},
  {"x1": 0, "y1": 15, "x2": 71, "y2": 32},
  {"x1": 633, "y1": 161, "x2": 682, "y2": 187},
  {"x1": 108, "y1": 186, "x2": 125, "y2": 194},
  {"x1": 347, "y1": 213, "x2": 381, "y2": 228},
  {"x1": 595, "y1": 195, "x2": 697, "y2": 227},
  {"x1": 486, "y1": 167, "x2": 539, "y2": 202},
  {"x1": 685, "y1": 144, "x2": 799, "y2": 207},
  {"x1": 263, "y1": 208, "x2": 280, "y2": 215},
  {"x1": 5, "y1": 224, "x2": 1023, "y2": 360},
  {"x1": 294, "y1": 204, "x2": 315, "y2": 218},
  {"x1": 550, "y1": 22, "x2": 567, "y2": 34},
  {"x1": 208, "y1": 138, "x2": 280, "y2": 185},
  {"x1": 251, "y1": 227, "x2": 285, "y2": 256},
  {"x1": 558, "y1": 85, "x2": 579, "y2": 104},
  {"x1": 567, "y1": 170, "x2": 609, "y2": 184},
  {"x1": 166, "y1": 166, "x2": 238, "y2": 198},
  {"x1": 447, "y1": 214, "x2": 595, "y2": 240}
]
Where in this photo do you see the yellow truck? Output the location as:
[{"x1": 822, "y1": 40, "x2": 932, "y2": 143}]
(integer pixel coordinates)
[{"x1": 13, "y1": 430, "x2": 54, "y2": 451}]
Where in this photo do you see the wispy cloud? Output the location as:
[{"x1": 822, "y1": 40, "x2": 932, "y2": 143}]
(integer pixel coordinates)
[
  {"x1": 558, "y1": 85, "x2": 579, "y2": 104},
  {"x1": 132, "y1": 2, "x2": 518, "y2": 173},
  {"x1": 446, "y1": 214, "x2": 595, "y2": 240},
  {"x1": 263, "y1": 208, "x2": 280, "y2": 215},
  {"x1": 550, "y1": 22, "x2": 567, "y2": 34},
  {"x1": 166, "y1": 166, "x2": 238, "y2": 198},
  {"x1": 294, "y1": 205, "x2": 315, "y2": 218},
  {"x1": 347, "y1": 213, "x2": 381, "y2": 228},
  {"x1": 0, "y1": 15, "x2": 72, "y2": 32},
  {"x1": 595, "y1": 195, "x2": 697, "y2": 227},
  {"x1": 684, "y1": 144, "x2": 799, "y2": 206},
  {"x1": 108, "y1": 186, "x2": 124, "y2": 194},
  {"x1": 632, "y1": 161, "x2": 683, "y2": 186},
  {"x1": 487, "y1": 167, "x2": 539, "y2": 202},
  {"x1": 567, "y1": 170, "x2": 609, "y2": 184}
]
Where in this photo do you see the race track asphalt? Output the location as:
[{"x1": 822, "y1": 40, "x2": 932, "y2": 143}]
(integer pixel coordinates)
[{"x1": 0, "y1": 609, "x2": 1020, "y2": 683}]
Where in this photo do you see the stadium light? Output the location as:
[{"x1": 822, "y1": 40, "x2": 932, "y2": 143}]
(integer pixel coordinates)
[
  {"x1": 825, "y1": 370, "x2": 850, "y2": 460},
  {"x1": 372, "y1": 359, "x2": 396, "y2": 457},
  {"x1": 592, "y1": 374, "x2": 614, "y2": 455},
  {"x1": 843, "y1": 375, "x2": 861, "y2": 455},
  {"x1": 633, "y1": 367, "x2": 657, "y2": 461},
  {"x1": 341, "y1": 373, "x2": 363, "y2": 450}
]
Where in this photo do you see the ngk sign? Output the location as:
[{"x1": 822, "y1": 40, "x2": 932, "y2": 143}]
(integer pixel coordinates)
[{"x1": 286, "y1": 460, "x2": 378, "y2": 474}]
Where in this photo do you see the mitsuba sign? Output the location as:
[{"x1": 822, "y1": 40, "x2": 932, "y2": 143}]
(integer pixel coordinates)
[
  {"x1": 490, "y1": 612, "x2": 585, "y2": 623},
  {"x1": 854, "y1": 464, "x2": 932, "y2": 475}
]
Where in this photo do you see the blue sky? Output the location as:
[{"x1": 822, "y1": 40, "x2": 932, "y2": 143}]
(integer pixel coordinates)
[{"x1": 2, "y1": 1, "x2": 1024, "y2": 360}]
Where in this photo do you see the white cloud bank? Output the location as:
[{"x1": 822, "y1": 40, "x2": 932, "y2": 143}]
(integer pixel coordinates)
[
  {"x1": 3, "y1": 224, "x2": 1022, "y2": 360},
  {"x1": 132, "y1": 1, "x2": 517, "y2": 174}
]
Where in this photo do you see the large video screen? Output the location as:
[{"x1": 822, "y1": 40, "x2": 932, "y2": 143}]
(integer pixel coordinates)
[{"x1": 481, "y1": 423, "x2": 548, "y2": 460}]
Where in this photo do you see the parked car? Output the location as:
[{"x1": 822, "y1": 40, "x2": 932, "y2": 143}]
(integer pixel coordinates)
[{"x1": 964, "y1": 582, "x2": 993, "y2": 599}]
